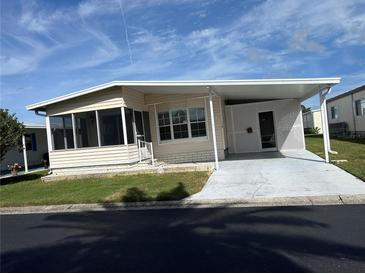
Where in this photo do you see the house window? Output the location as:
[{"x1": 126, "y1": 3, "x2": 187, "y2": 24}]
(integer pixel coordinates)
[
  {"x1": 24, "y1": 134, "x2": 37, "y2": 151},
  {"x1": 330, "y1": 106, "x2": 338, "y2": 119},
  {"x1": 157, "y1": 107, "x2": 207, "y2": 142},
  {"x1": 158, "y1": 112, "x2": 172, "y2": 141},
  {"x1": 50, "y1": 115, "x2": 74, "y2": 150},
  {"x1": 189, "y1": 108, "x2": 207, "y2": 137},
  {"x1": 74, "y1": 111, "x2": 98, "y2": 148},
  {"x1": 355, "y1": 99, "x2": 365, "y2": 116},
  {"x1": 172, "y1": 109, "x2": 189, "y2": 139},
  {"x1": 98, "y1": 108, "x2": 124, "y2": 146}
]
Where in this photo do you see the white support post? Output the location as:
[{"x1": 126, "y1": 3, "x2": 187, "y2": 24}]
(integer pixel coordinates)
[
  {"x1": 121, "y1": 107, "x2": 128, "y2": 146},
  {"x1": 320, "y1": 92, "x2": 330, "y2": 163},
  {"x1": 22, "y1": 135, "x2": 28, "y2": 173},
  {"x1": 322, "y1": 91, "x2": 338, "y2": 155},
  {"x1": 138, "y1": 139, "x2": 142, "y2": 162},
  {"x1": 71, "y1": 113, "x2": 77, "y2": 149},
  {"x1": 45, "y1": 116, "x2": 53, "y2": 152},
  {"x1": 209, "y1": 93, "x2": 219, "y2": 170},
  {"x1": 95, "y1": 110, "x2": 101, "y2": 147},
  {"x1": 150, "y1": 143, "x2": 155, "y2": 166},
  {"x1": 154, "y1": 104, "x2": 160, "y2": 144}
]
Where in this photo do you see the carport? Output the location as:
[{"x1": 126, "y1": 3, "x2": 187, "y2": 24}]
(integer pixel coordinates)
[{"x1": 209, "y1": 78, "x2": 341, "y2": 168}]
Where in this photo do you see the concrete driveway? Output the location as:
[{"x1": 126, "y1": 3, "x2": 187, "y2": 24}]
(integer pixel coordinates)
[{"x1": 190, "y1": 150, "x2": 365, "y2": 200}]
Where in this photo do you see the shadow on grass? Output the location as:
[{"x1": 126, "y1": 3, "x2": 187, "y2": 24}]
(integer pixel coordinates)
[
  {"x1": 156, "y1": 182, "x2": 189, "y2": 201},
  {"x1": 0, "y1": 172, "x2": 46, "y2": 186},
  {"x1": 121, "y1": 187, "x2": 152, "y2": 202},
  {"x1": 121, "y1": 182, "x2": 190, "y2": 202}
]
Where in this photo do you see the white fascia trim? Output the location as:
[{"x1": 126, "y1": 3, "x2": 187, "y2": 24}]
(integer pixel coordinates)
[
  {"x1": 24, "y1": 125, "x2": 46, "y2": 129},
  {"x1": 26, "y1": 78, "x2": 341, "y2": 111}
]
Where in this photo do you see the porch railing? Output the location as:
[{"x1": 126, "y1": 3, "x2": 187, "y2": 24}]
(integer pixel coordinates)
[{"x1": 137, "y1": 139, "x2": 155, "y2": 166}]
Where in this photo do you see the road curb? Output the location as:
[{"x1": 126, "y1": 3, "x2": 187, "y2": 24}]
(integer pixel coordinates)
[{"x1": 1, "y1": 194, "x2": 365, "y2": 215}]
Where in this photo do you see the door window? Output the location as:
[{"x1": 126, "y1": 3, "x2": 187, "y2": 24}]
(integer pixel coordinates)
[{"x1": 258, "y1": 111, "x2": 276, "y2": 149}]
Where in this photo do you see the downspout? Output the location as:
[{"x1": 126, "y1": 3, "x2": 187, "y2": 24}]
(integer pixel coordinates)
[
  {"x1": 207, "y1": 86, "x2": 219, "y2": 170},
  {"x1": 22, "y1": 134, "x2": 28, "y2": 173},
  {"x1": 34, "y1": 110, "x2": 52, "y2": 174},
  {"x1": 321, "y1": 88, "x2": 338, "y2": 155},
  {"x1": 351, "y1": 93, "x2": 357, "y2": 135}
]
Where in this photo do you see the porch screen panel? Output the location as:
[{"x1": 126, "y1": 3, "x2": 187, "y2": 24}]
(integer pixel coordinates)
[
  {"x1": 50, "y1": 115, "x2": 74, "y2": 150},
  {"x1": 99, "y1": 108, "x2": 124, "y2": 146},
  {"x1": 171, "y1": 109, "x2": 188, "y2": 139},
  {"x1": 125, "y1": 108, "x2": 135, "y2": 144},
  {"x1": 74, "y1": 111, "x2": 98, "y2": 148}
]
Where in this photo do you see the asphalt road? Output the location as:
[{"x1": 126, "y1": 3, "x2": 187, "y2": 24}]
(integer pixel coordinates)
[{"x1": 1, "y1": 205, "x2": 365, "y2": 272}]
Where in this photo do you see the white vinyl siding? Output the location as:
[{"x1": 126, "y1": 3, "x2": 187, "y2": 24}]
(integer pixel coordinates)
[
  {"x1": 49, "y1": 145, "x2": 139, "y2": 169},
  {"x1": 147, "y1": 94, "x2": 225, "y2": 163},
  {"x1": 45, "y1": 87, "x2": 146, "y2": 170}
]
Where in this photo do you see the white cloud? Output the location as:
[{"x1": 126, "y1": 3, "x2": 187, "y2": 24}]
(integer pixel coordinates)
[{"x1": 288, "y1": 32, "x2": 326, "y2": 53}]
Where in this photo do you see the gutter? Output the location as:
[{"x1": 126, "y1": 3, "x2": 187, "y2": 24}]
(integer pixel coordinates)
[{"x1": 323, "y1": 88, "x2": 338, "y2": 155}]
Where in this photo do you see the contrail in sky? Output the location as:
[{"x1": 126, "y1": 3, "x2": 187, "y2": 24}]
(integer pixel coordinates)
[{"x1": 118, "y1": 0, "x2": 133, "y2": 65}]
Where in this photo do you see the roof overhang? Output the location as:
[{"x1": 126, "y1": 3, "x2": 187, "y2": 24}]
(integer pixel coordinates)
[
  {"x1": 26, "y1": 78, "x2": 341, "y2": 111},
  {"x1": 24, "y1": 123, "x2": 46, "y2": 129}
]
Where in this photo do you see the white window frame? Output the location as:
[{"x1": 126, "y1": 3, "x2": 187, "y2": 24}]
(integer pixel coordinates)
[
  {"x1": 157, "y1": 107, "x2": 209, "y2": 144},
  {"x1": 49, "y1": 114, "x2": 75, "y2": 150},
  {"x1": 157, "y1": 111, "x2": 172, "y2": 142},
  {"x1": 355, "y1": 99, "x2": 365, "y2": 116},
  {"x1": 171, "y1": 108, "x2": 190, "y2": 140},
  {"x1": 330, "y1": 106, "x2": 338, "y2": 119},
  {"x1": 49, "y1": 106, "x2": 140, "y2": 151},
  {"x1": 189, "y1": 107, "x2": 208, "y2": 139}
]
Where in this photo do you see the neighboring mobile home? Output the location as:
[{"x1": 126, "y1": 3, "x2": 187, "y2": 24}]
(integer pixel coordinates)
[
  {"x1": 302, "y1": 109, "x2": 322, "y2": 134},
  {"x1": 1, "y1": 123, "x2": 48, "y2": 173},
  {"x1": 327, "y1": 84, "x2": 365, "y2": 137},
  {"x1": 26, "y1": 79, "x2": 340, "y2": 176}
]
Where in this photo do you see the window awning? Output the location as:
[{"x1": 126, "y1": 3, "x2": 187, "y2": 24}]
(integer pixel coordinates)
[{"x1": 26, "y1": 78, "x2": 341, "y2": 111}]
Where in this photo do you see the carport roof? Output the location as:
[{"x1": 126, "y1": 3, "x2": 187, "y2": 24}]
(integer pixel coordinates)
[{"x1": 26, "y1": 78, "x2": 340, "y2": 111}]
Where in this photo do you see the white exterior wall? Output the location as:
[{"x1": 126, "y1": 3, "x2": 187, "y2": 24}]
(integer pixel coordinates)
[
  {"x1": 302, "y1": 110, "x2": 322, "y2": 133},
  {"x1": 353, "y1": 90, "x2": 365, "y2": 132},
  {"x1": 302, "y1": 112, "x2": 314, "y2": 129},
  {"x1": 45, "y1": 87, "x2": 144, "y2": 173},
  {"x1": 44, "y1": 88, "x2": 224, "y2": 171},
  {"x1": 226, "y1": 99, "x2": 305, "y2": 153},
  {"x1": 312, "y1": 111, "x2": 323, "y2": 133},
  {"x1": 1, "y1": 128, "x2": 48, "y2": 172},
  {"x1": 145, "y1": 94, "x2": 225, "y2": 163},
  {"x1": 327, "y1": 89, "x2": 365, "y2": 132},
  {"x1": 327, "y1": 95, "x2": 355, "y2": 131}
]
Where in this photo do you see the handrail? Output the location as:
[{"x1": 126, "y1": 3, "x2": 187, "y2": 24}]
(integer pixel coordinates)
[{"x1": 137, "y1": 139, "x2": 155, "y2": 166}]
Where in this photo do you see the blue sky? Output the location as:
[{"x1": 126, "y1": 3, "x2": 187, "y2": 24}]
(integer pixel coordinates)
[{"x1": 1, "y1": 0, "x2": 365, "y2": 123}]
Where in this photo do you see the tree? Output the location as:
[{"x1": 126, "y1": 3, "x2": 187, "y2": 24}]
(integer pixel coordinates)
[
  {"x1": 0, "y1": 109, "x2": 25, "y2": 160},
  {"x1": 301, "y1": 104, "x2": 311, "y2": 113}
]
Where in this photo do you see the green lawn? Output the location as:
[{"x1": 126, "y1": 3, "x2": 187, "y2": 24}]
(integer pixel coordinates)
[
  {"x1": 0, "y1": 171, "x2": 210, "y2": 207},
  {"x1": 305, "y1": 135, "x2": 365, "y2": 181}
]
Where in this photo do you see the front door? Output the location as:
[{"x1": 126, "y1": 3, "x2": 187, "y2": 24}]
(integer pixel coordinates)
[
  {"x1": 258, "y1": 111, "x2": 277, "y2": 151},
  {"x1": 134, "y1": 111, "x2": 144, "y2": 141}
]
